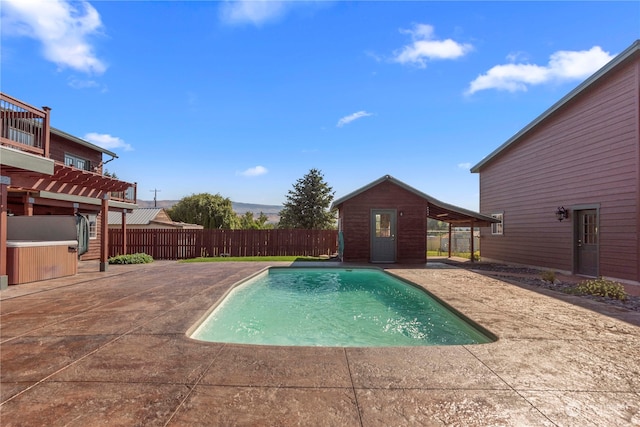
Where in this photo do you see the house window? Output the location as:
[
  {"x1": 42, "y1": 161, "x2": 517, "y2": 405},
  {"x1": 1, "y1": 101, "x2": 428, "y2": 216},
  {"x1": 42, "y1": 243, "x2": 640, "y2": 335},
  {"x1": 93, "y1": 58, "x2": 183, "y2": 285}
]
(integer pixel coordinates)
[
  {"x1": 65, "y1": 154, "x2": 90, "y2": 171},
  {"x1": 491, "y1": 213, "x2": 503, "y2": 235},
  {"x1": 8, "y1": 127, "x2": 35, "y2": 146},
  {"x1": 86, "y1": 214, "x2": 97, "y2": 239}
]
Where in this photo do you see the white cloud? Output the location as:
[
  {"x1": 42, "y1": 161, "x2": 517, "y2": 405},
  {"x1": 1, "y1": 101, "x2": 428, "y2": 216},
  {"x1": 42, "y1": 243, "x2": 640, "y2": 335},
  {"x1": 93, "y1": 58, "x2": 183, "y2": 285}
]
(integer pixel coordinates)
[
  {"x1": 337, "y1": 111, "x2": 372, "y2": 128},
  {"x1": 239, "y1": 166, "x2": 268, "y2": 177},
  {"x1": 466, "y1": 46, "x2": 615, "y2": 95},
  {"x1": 219, "y1": 0, "x2": 288, "y2": 26},
  {"x1": 457, "y1": 162, "x2": 471, "y2": 170},
  {"x1": 392, "y1": 23, "x2": 473, "y2": 68},
  {"x1": 67, "y1": 76, "x2": 107, "y2": 92},
  {"x1": 1, "y1": 0, "x2": 106, "y2": 74},
  {"x1": 84, "y1": 133, "x2": 133, "y2": 151}
]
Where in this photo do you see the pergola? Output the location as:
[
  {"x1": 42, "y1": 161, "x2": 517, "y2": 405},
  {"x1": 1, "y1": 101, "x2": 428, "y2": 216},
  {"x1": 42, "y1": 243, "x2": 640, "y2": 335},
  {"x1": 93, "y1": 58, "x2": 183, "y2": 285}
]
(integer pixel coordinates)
[{"x1": 1, "y1": 146, "x2": 137, "y2": 287}]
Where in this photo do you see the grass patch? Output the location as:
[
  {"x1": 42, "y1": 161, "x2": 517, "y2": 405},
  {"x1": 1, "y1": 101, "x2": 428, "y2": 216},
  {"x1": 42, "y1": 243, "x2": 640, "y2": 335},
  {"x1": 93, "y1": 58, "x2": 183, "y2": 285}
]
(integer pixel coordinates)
[{"x1": 180, "y1": 256, "x2": 331, "y2": 263}]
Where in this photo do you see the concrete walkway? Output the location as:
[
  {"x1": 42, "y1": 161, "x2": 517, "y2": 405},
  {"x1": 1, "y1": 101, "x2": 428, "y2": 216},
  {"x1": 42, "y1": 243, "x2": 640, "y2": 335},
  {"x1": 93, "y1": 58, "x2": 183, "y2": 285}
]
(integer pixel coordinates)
[{"x1": 1, "y1": 261, "x2": 639, "y2": 426}]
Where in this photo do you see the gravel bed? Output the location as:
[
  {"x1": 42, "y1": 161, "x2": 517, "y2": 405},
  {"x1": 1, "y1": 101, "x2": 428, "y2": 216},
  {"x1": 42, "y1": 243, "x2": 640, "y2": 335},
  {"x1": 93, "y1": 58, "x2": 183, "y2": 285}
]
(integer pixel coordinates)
[{"x1": 445, "y1": 261, "x2": 640, "y2": 313}]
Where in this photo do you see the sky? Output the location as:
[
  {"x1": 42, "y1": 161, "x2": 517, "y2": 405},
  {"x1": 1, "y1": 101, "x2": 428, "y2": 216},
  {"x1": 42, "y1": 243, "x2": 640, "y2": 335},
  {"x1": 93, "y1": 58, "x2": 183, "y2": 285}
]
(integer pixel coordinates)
[{"x1": 2, "y1": 1, "x2": 639, "y2": 211}]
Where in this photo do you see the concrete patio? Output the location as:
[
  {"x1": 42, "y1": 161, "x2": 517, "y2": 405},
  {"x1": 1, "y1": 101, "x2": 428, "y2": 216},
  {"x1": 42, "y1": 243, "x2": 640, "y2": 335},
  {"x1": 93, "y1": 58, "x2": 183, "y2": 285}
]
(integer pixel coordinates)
[{"x1": 1, "y1": 260, "x2": 639, "y2": 426}]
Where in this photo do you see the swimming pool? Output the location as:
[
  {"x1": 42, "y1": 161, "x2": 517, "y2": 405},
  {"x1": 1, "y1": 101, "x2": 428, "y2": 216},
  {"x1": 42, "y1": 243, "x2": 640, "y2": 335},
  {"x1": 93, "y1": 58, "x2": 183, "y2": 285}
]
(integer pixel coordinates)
[{"x1": 189, "y1": 267, "x2": 495, "y2": 347}]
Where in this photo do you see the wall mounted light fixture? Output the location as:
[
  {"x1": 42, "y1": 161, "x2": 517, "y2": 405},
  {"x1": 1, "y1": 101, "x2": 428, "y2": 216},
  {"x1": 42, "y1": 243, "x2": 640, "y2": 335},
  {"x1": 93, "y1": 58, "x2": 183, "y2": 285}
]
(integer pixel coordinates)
[{"x1": 555, "y1": 206, "x2": 569, "y2": 221}]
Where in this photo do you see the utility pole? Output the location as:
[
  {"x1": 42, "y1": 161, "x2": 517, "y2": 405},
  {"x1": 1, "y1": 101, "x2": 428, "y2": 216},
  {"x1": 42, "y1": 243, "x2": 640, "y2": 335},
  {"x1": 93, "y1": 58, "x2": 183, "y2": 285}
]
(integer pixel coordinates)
[{"x1": 150, "y1": 189, "x2": 161, "y2": 208}]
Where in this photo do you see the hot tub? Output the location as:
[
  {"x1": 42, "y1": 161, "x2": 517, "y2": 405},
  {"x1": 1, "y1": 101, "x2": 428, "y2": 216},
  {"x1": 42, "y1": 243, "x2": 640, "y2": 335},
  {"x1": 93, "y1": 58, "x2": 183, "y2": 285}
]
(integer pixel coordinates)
[{"x1": 6, "y1": 240, "x2": 78, "y2": 285}]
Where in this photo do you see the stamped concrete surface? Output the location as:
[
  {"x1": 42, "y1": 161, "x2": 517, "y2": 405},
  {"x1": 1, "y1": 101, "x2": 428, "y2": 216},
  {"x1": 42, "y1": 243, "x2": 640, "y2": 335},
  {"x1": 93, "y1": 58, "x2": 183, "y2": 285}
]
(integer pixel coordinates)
[{"x1": 1, "y1": 261, "x2": 639, "y2": 426}]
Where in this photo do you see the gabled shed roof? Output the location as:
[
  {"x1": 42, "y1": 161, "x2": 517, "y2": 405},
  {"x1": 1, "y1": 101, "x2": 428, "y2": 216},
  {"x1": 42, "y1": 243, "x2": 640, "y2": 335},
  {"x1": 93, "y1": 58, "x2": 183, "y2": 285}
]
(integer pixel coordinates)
[
  {"x1": 471, "y1": 39, "x2": 640, "y2": 173},
  {"x1": 330, "y1": 175, "x2": 499, "y2": 227}
]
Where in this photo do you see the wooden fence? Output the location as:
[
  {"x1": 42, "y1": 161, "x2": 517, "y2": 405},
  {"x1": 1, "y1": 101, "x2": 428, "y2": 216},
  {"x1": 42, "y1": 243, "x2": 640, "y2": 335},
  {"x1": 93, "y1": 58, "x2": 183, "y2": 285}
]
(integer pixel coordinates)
[{"x1": 109, "y1": 229, "x2": 338, "y2": 260}]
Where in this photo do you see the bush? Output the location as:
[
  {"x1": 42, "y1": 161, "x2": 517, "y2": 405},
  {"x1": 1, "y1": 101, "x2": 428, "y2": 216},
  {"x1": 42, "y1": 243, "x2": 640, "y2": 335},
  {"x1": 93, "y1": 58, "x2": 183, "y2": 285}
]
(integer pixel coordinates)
[
  {"x1": 575, "y1": 277, "x2": 627, "y2": 301},
  {"x1": 540, "y1": 270, "x2": 556, "y2": 283},
  {"x1": 108, "y1": 253, "x2": 154, "y2": 265}
]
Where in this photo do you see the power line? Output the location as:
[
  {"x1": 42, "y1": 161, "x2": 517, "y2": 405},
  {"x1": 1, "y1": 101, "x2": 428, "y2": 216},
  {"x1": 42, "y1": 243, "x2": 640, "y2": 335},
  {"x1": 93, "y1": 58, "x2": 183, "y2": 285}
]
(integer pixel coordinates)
[{"x1": 150, "y1": 189, "x2": 161, "y2": 207}]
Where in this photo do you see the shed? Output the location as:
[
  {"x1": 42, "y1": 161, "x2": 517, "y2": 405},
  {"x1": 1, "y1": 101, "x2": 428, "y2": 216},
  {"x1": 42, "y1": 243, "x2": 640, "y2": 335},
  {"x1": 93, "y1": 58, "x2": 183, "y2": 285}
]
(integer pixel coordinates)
[{"x1": 330, "y1": 175, "x2": 498, "y2": 263}]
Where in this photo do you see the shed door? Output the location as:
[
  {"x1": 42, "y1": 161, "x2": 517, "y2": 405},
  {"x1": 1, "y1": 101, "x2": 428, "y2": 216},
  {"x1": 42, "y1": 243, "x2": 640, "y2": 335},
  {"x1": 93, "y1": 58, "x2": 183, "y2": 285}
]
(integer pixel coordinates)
[
  {"x1": 371, "y1": 209, "x2": 396, "y2": 263},
  {"x1": 576, "y1": 209, "x2": 598, "y2": 276}
]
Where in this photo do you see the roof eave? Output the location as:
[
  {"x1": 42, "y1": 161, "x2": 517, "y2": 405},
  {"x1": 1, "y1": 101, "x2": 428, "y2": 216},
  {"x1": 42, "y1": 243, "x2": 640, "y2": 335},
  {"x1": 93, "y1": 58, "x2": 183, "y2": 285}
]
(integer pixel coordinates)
[
  {"x1": 51, "y1": 127, "x2": 119, "y2": 158},
  {"x1": 471, "y1": 39, "x2": 640, "y2": 173}
]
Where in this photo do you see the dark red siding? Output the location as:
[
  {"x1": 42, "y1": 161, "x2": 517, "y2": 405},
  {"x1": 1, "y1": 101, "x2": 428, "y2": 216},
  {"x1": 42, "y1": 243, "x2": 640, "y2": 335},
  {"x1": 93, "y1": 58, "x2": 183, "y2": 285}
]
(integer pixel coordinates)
[
  {"x1": 340, "y1": 181, "x2": 427, "y2": 263},
  {"x1": 478, "y1": 57, "x2": 639, "y2": 283},
  {"x1": 49, "y1": 133, "x2": 103, "y2": 172}
]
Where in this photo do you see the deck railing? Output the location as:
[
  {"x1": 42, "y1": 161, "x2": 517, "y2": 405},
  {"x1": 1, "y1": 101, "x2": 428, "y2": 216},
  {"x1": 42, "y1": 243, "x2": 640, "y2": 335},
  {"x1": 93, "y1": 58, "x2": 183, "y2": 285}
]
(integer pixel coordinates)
[
  {"x1": 0, "y1": 93, "x2": 50, "y2": 157},
  {"x1": 110, "y1": 185, "x2": 137, "y2": 204},
  {"x1": 109, "y1": 228, "x2": 339, "y2": 260}
]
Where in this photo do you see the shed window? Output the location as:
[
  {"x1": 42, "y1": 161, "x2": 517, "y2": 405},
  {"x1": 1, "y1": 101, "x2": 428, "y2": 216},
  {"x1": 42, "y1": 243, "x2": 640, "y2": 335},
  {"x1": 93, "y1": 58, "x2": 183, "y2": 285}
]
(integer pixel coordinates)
[
  {"x1": 375, "y1": 213, "x2": 391, "y2": 237},
  {"x1": 491, "y1": 213, "x2": 503, "y2": 235}
]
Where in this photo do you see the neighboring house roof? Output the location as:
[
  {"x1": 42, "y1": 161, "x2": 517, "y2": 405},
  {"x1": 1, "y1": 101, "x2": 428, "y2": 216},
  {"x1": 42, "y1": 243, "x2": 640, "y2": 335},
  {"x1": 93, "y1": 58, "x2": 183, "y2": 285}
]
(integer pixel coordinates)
[
  {"x1": 51, "y1": 127, "x2": 119, "y2": 158},
  {"x1": 471, "y1": 39, "x2": 640, "y2": 173},
  {"x1": 108, "y1": 208, "x2": 165, "y2": 226},
  {"x1": 331, "y1": 175, "x2": 499, "y2": 226},
  {"x1": 108, "y1": 208, "x2": 203, "y2": 229}
]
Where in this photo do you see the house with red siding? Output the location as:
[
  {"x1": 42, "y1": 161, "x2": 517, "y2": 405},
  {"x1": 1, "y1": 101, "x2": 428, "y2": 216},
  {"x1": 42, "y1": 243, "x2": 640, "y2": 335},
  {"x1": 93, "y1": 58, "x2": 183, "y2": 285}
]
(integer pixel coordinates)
[
  {"x1": 331, "y1": 175, "x2": 497, "y2": 263},
  {"x1": 1, "y1": 93, "x2": 137, "y2": 287},
  {"x1": 471, "y1": 40, "x2": 640, "y2": 285}
]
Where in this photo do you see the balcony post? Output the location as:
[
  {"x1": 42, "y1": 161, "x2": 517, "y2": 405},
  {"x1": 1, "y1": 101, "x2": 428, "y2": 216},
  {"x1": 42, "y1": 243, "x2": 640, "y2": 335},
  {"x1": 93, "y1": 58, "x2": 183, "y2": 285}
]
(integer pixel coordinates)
[{"x1": 42, "y1": 106, "x2": 51, "y2": 157}]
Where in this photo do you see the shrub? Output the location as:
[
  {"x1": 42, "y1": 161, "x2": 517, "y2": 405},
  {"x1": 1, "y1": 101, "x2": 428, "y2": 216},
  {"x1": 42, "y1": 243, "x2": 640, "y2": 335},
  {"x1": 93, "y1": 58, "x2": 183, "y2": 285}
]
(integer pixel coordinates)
[
  {"x1": 540, "y1": 270, "x2": 556, "y2": 283},
  {"x1": 108, "y1": 253, "x2": 154, "y2": 265},
  {"x1": 575, "y1": 277, "x2": 627, "y2": 301}
]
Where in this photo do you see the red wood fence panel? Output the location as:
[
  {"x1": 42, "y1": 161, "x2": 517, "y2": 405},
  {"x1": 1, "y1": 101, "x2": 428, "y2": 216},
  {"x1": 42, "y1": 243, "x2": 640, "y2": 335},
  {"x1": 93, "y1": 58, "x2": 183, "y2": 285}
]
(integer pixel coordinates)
[{"x1": 109, "y1": 229, "x2": 338, "y2": 260}]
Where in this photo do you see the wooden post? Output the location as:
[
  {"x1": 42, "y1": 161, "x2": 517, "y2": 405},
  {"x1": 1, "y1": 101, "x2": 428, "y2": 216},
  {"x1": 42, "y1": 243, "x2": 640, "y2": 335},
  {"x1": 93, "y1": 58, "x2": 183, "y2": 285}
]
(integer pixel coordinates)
[
  {"x1": 22, "y1": 194, "x2": 33, "y2": 216},
  {"x1": 448, "y1": 222, "x2": 452, "y2": 259},
  {"x1": 42, "y1": 106, "x2": 51, "y2": 158},
  {"x1": 0, "y1": 177, "x2": 9, "y2": 289},
  {"x1": 100, "y1": 194, "x2": 109, "y2": 271},
  {"x1": 470, "y1": 219, "x2": 475, "y2": 263},
  {"x1": 121, "y1": 210, "x2": 127, "y2": 255}
]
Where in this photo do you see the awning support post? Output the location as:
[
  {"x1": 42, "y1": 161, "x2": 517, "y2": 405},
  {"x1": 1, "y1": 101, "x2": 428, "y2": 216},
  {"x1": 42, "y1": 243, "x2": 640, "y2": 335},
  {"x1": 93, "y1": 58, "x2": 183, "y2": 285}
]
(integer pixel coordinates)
[
  {"x1": 470, "y1": 219, "x2": 475, "y2": 263},
  {"x1": 448, "y1": 223, "x2": 452, "y2": 259}
]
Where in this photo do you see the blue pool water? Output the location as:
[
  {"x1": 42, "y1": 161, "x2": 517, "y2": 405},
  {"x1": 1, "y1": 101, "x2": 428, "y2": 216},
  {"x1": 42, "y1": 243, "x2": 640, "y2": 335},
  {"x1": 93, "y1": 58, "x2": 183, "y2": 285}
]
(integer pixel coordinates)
[{"x1": 190, "y1": 267, "x2": 494, "y2": 347}]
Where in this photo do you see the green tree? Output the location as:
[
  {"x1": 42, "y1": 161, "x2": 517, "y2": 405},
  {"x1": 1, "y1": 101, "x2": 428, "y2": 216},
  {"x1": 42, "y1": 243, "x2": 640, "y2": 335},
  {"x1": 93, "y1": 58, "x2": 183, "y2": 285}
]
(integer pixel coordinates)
[
  {"x1": 103, "y1": 169, "x2": 118, "y2": 179},
  {"x1": 427, "y1": 218, "x2": 449, "y2": 230},
  {"x1": 167, "y1": 193, "x2": 239, "y2": 229},
  {"x1": 278, "y1": 168, "x2": 335, "y2": 229},
  {"x1": 238, "y1": 211, "x2": 271, "y2": 229}
]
